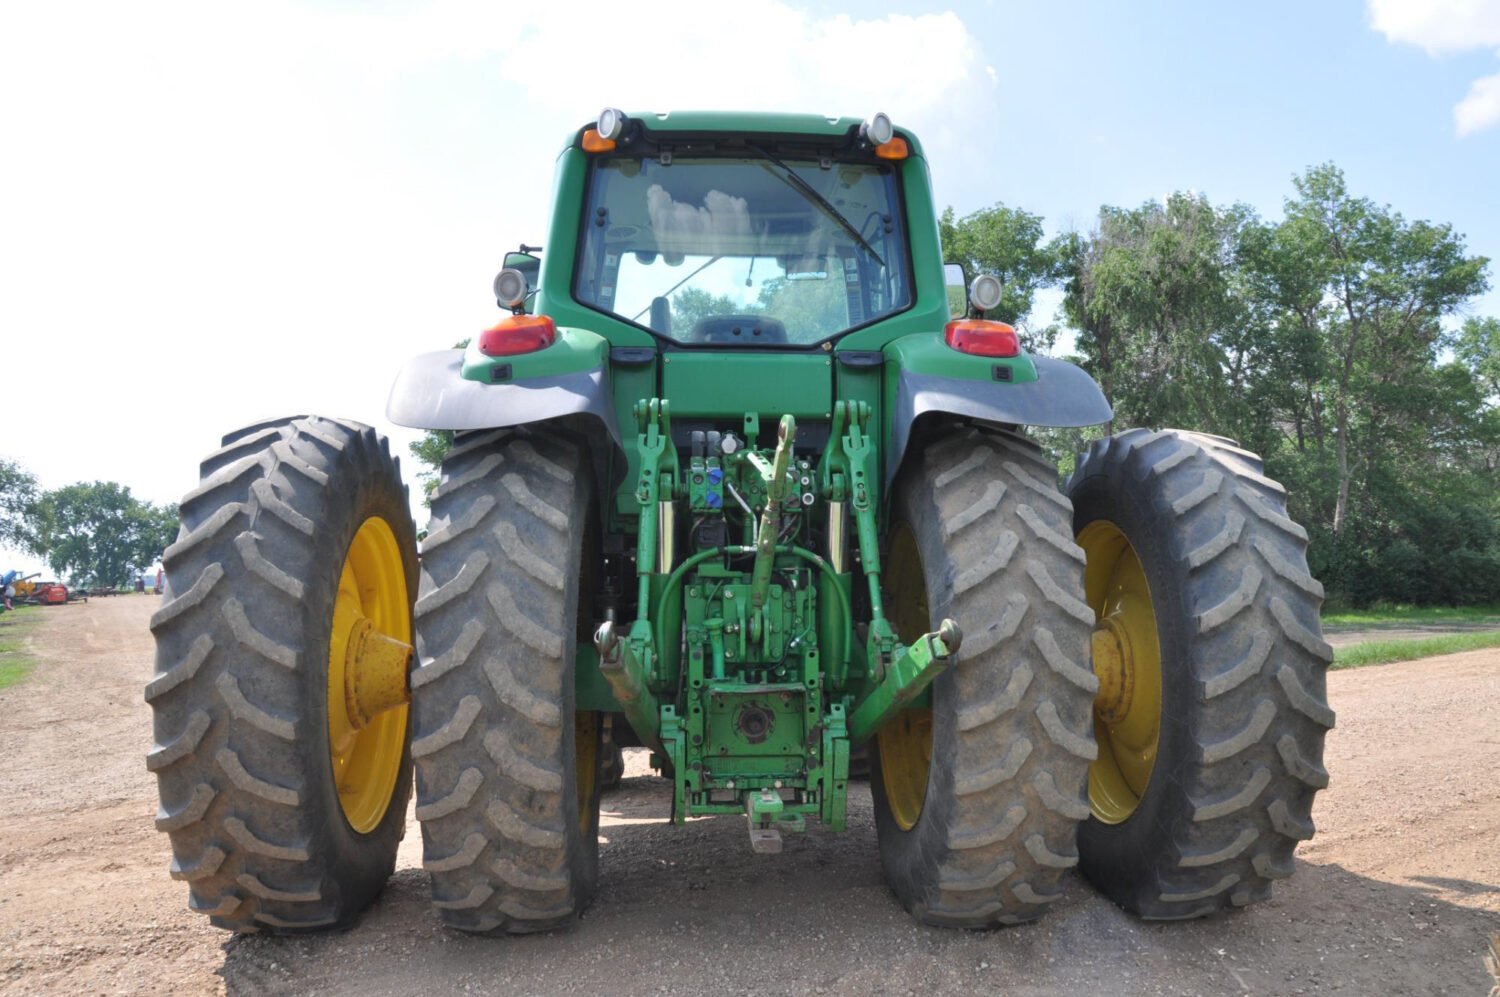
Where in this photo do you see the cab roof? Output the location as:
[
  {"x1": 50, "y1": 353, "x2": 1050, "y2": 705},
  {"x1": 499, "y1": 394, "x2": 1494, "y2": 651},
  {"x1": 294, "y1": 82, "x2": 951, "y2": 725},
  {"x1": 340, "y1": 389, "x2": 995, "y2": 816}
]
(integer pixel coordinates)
[{"x1": 563, "y1": 110, "x2": 925, "y2": 158}]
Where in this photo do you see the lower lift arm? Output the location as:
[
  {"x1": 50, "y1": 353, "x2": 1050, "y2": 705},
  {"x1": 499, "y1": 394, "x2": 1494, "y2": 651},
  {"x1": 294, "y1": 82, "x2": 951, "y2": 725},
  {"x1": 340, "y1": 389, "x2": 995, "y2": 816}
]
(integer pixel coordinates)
[{"x1": 825, "y1": 401, "x2": 962, "y2": 742}]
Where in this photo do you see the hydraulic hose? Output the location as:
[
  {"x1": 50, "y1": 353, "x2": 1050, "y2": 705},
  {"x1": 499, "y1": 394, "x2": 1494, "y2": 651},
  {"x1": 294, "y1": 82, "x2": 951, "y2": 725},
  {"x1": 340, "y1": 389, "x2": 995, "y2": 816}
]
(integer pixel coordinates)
[{"x1": 651, "y1": 544, "x2": 855, "y2": 685}]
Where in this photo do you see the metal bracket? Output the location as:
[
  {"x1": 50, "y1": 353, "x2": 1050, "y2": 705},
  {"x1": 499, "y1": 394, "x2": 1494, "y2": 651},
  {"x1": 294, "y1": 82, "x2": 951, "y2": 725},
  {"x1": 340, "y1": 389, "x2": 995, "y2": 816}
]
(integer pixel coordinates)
[
  {"x1": 848, "y1": 619, "x2": 962, "y2": 744},
  {"x1": 595, "y1": 621, "x2": 664, "y2": 755},
  {"x1": 820, "y1": 702, "x2": 850, "y2": 831},
  {"x1": 746, "y1": 788, "x2": 804, "y2": 854}
]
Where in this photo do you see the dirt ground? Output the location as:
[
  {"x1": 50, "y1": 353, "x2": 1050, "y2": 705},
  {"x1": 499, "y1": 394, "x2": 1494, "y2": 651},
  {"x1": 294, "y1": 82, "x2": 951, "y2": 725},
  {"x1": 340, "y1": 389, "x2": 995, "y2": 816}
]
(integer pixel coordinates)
[{"x1": 1, "y1": 598, "x2": 1496, "y2": 996}]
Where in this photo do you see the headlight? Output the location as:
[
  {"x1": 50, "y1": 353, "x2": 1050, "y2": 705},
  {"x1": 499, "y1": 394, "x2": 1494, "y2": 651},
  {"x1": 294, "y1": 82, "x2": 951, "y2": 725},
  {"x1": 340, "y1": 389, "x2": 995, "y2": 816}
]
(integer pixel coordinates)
[
  {"x1": 966, "y1": 274, "x2": 1002, "y2": 313},
  {"x1": 970, "y1": 274, "x2": 1003, "y2": 313},
  {"x1": 597, "y1": 107, "x2": 627, "y2": 141},
  {"x1": 493, "y1": 267, "x2": 529, "y2": 310}
]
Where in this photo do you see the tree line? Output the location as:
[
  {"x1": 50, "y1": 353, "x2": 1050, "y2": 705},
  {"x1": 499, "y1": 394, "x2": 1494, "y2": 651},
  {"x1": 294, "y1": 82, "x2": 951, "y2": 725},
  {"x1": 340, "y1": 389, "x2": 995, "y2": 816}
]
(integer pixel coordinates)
[
  {"x1": 401, "y1": 163, "x2": 1494, "y2": 607},
  {"x1": 944, "y1": 163, "x2": 1499, "y2": 607},
  {"x1": 0, "y1": 459, "x2": 178, "y2": 589}
]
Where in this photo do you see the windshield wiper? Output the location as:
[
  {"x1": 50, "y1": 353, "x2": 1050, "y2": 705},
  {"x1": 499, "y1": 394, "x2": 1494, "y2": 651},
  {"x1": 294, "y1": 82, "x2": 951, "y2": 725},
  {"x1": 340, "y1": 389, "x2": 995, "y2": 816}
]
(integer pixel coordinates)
[{"x1": 749, "y1": 144, "x2": 885, "y2": 268}]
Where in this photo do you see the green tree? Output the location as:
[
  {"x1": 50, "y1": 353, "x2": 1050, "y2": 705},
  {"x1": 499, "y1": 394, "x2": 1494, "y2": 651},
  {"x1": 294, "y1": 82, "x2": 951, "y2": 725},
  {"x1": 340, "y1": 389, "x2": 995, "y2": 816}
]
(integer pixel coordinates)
[
  {"x1": 939, "y1": 203, "x2": 1055, "y2": 334},
  {"x1": 1058, "y1": 194, "x2": 1256, "y2": 434},
  {"x1": 410, "y1": 429, "x2": 455, "y2": 501},
  {"x1": 0, "y1": 458, "x2": 38, "y2": 552},
  {"x1": 1053, "y1": 166, "x2": 1496, "y2": 605},
  {"x1": 1273, "y1": 163, "x2": 1489, "y2": 534},
  {"x1": 30, "y1": 482, "x2": 178, "y2": 588},
  {"x1": 1229, "y1": 168, "x2": 1496, "y2": 604},
  {"x1": 755, "y1": 274, "x2": 846, "y2": 342},
  {"x1": 1456, "y1": 316, "x2": 1500, "y2": 398},
  {"x1": 1453, "y1": 316, "x2": 1500, "y2": 477},
  {"x1": 409, "y1": 338, "x2": 472, "y2": 501},
  {"x1": 671, "y1": 287, "x2": 750, "y2": 334}
]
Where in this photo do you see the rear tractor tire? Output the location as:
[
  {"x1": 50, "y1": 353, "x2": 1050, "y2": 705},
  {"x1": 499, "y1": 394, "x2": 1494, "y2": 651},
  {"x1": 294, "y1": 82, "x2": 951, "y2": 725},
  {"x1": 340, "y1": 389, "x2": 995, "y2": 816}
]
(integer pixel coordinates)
[
  {"x1": 147, "y1": 416, "x2": 418, "y2": 932},
  {"x1": 871, "y1": 427, "x2": 1098, "y2": 927},
  {"x1": 1068, "y1": 429, "x2": 1334, "y2": 918},
  {"x1": 411, "y1": 425, "x2": 603, "y2": 934}
]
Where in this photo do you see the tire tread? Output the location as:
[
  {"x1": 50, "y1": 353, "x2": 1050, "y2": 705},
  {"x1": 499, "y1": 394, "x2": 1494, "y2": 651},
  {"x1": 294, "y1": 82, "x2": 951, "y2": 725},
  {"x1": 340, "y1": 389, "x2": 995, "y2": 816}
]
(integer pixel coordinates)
[
  {"x1": 147, "y1": 416, "x2": 416, "y2": 933},
  {"x1": 411, "y1": 426, "x2": 599, "y2": 934},
  {"x1": 873, "y1": 427, "x2": 1096, "y2": 927},
  {"x1": 1068, "y1": 429, "x2": 1332, "y2": 919}
]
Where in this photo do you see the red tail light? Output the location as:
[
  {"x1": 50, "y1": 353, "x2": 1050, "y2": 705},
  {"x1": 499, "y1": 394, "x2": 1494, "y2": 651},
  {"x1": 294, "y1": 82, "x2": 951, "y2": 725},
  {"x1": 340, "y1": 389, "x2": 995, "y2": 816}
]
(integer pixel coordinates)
[
  {"x1": 944, "y1": 319, "x2": 1020, "y2": 358},
  {"x1": 478, "y1": 314, "x2": 556, "y2": 357}
]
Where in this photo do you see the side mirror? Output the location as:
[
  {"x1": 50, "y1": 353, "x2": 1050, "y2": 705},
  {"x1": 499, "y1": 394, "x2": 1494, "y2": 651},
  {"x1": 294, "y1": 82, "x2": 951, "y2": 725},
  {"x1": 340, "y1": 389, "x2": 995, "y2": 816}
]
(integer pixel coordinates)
[
  {"x1": 942, "y1": 262, "x2": 968, "y2": 319},
  {"x1": 496, "y1": 250, "x2": 541, "y2": 311}
]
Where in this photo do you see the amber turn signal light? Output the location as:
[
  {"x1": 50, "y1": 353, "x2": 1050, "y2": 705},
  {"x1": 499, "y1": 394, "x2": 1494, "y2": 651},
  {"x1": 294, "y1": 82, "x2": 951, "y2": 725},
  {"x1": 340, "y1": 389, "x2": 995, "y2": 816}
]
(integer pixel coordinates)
[{"x1": 582, "y1": 129, "x2": 616, "y2": 153}]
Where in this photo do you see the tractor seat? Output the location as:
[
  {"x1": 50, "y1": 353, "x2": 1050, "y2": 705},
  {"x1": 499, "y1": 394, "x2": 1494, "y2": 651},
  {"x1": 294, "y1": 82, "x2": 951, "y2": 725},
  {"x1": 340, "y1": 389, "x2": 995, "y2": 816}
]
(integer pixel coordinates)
[{"x1": 690, "y1": 315, "x2": 788, "y2": 344}]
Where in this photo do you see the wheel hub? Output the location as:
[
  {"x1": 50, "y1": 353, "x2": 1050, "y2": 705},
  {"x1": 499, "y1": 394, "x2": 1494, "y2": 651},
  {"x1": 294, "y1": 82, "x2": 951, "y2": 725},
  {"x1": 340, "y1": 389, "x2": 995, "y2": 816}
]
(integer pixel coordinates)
[
  {"x1": 1091, "y1": 618, "x2": 1135, "y2": 725},
  {"x1": 341, "y1": 617, "x2": 412, "y2": 730}
]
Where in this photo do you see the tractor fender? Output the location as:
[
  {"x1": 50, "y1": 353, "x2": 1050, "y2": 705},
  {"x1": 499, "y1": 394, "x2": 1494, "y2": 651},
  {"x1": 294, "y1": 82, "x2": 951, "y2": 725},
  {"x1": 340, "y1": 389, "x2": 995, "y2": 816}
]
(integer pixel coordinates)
[
  {"x1": 887, "y1": 355, "x2": 1112, "y2": 484},
  {"x1": 386, "y1": 349, "x2": 624, "y2": 454}
]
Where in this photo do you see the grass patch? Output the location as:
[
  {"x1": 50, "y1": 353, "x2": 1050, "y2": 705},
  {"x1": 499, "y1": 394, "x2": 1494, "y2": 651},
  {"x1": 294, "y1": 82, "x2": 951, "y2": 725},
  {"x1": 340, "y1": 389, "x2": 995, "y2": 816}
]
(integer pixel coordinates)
[
  {"x1": 1322, "y1": 603, "x2": 1500, "y2": 627},
  {"x1": 0, "y1": 606, "x2": 44, "y2": 690},
  {"x1": 1332, "y1": 628, "x2": 1500, "y2": 670}
]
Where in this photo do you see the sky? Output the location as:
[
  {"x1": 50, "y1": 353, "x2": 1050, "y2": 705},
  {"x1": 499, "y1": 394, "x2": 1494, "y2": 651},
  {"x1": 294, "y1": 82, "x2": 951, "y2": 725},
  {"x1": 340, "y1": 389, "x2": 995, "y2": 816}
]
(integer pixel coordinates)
[{"x1": 2, "y1": 0, "x2": 1498, "y2": 573}]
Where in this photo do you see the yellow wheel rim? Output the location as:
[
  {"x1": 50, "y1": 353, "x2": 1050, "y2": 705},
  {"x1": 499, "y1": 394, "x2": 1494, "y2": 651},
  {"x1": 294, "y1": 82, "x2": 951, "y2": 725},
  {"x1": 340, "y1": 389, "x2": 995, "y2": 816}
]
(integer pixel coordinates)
[
  {"x1": 877, "y1": 522, "x2": 932, "y2": 832},
  {"x1": 1078, "y1": 520, "x2": 1162, "y2": 824},
  {"x1": 327, "y1": 516, "x2": 411, "y2": 834},
  {"x1": 575, "y1": 711, "x2": 598, "y2": 835}
]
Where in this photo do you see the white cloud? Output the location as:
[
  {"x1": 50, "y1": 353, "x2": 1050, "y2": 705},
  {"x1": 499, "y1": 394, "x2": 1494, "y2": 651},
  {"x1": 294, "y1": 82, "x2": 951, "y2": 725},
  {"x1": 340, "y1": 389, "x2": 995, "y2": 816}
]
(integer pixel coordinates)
[
  {"x1": 296, "y1": 1, "x2": 989, "y2": 129},
  {"x1": 1368, "y1": 0, "x2": 1500, "y2": 54},
  {"x1": 1368, "y1": 0, "x2": 1500, "y2": 135},
  {"x1": 0, "y1": 1, "x2": 992, "y2": 530},
  {"x1": 1456, "y1": 67, "x2": 1500, "y2": 133}
]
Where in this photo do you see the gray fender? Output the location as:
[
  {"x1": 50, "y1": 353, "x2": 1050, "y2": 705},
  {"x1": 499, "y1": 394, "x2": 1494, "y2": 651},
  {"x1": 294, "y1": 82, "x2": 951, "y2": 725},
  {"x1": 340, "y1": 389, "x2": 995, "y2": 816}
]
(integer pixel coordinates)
[
  {"x1": 889, "y1": 355, "x2": 1111, "y2": 484},
  {"x1": 386, "y1": 350, "x2": 624, "y2": 453}
]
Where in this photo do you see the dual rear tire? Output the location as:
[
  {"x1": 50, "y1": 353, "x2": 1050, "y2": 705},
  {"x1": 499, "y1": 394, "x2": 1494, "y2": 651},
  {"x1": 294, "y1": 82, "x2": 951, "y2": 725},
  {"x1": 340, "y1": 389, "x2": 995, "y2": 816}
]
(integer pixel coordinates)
[
  {"x1": 148, "y1": 419, "x2": 603, "y2": 935},
  {"x1": 871, "y1": 425, "x2": 1333, "y2": 925},
  {"x1": 148, "y1": 418, "x2": 1331, "y2": 933}
]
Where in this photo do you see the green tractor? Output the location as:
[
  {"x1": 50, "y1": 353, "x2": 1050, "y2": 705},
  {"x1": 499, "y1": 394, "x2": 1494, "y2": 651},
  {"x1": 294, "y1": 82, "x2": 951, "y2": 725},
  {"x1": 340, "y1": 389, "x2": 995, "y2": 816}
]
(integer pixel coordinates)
[{"x1": 147, "y1": 110, "x2": 1333, "y2": 933}]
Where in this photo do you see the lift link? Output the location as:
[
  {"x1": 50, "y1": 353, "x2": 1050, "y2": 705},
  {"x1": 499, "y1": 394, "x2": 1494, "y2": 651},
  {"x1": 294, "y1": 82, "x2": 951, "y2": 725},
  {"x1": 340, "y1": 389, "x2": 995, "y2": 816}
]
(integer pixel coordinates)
[
  {"x1": 848, "y1": 618, "x2": 962, "y2": 744},
  {"x1": 601, "y1": 399, "x2": 679, "y2": 758},
  {"x1": 746, "y1": 413, "x2": 797, "y2": 612},
  {"x1": 824, "y1": 400, "x2": 898, "y2": 669}
]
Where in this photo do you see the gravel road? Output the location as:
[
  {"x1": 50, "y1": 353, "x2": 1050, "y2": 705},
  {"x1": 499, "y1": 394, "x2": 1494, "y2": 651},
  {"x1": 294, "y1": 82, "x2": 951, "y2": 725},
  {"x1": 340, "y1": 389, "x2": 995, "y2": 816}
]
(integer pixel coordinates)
[{"x1": 1, "y1": 597, "x2": 1496, "y2": 995}]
